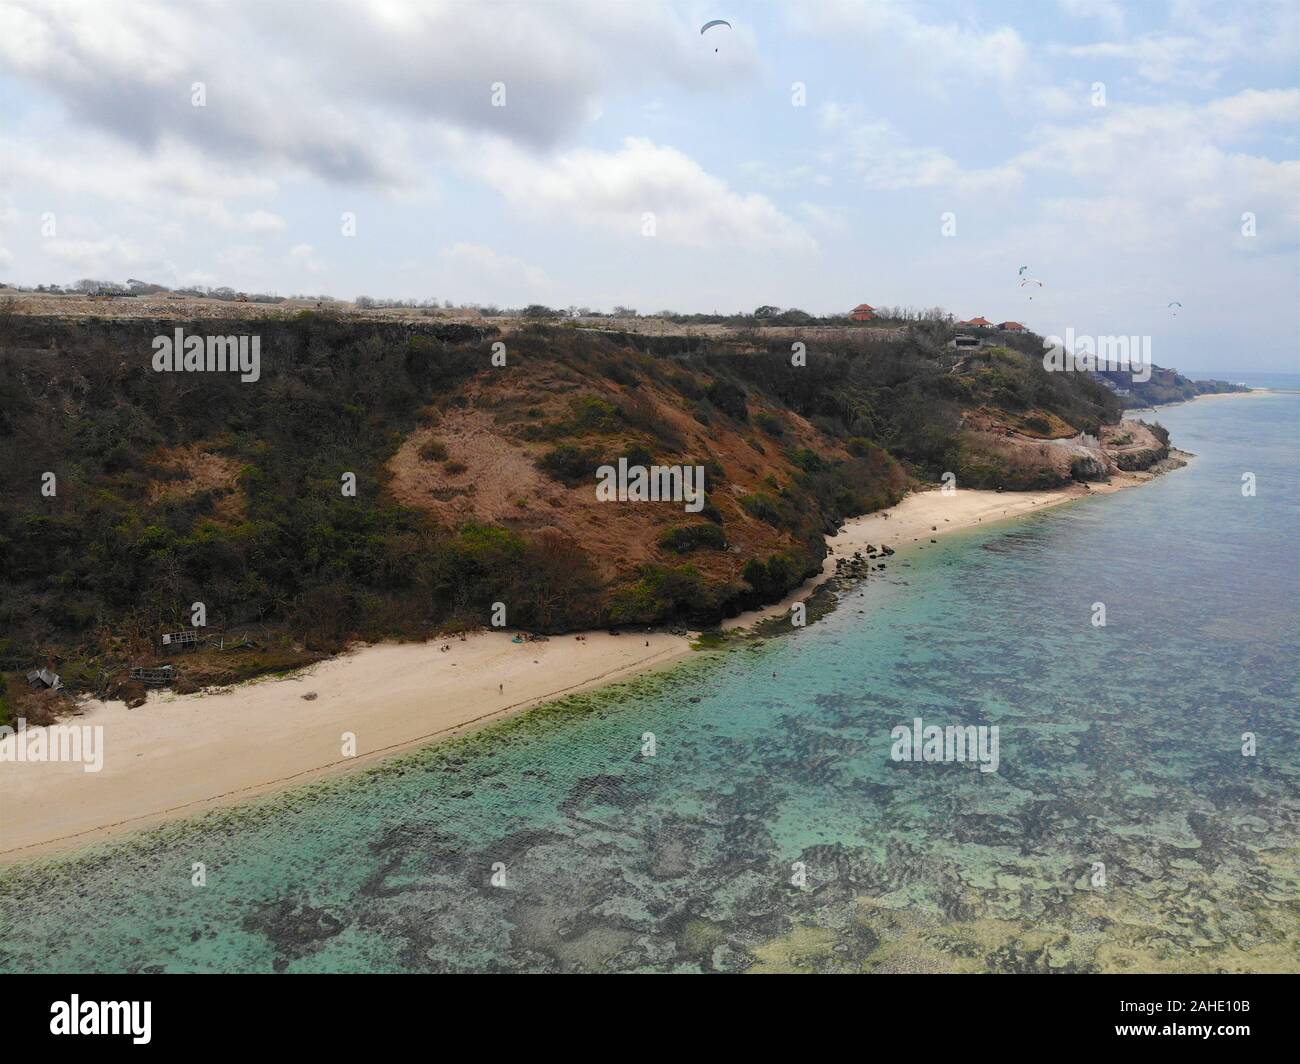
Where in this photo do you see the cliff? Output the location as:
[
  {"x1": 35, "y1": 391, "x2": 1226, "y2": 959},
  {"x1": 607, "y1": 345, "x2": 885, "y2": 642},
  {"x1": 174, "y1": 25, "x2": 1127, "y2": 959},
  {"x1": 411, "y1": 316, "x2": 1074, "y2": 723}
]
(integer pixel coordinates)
[{"x1": 0, "y1": 309, "x2": 1157, "y2": 705}]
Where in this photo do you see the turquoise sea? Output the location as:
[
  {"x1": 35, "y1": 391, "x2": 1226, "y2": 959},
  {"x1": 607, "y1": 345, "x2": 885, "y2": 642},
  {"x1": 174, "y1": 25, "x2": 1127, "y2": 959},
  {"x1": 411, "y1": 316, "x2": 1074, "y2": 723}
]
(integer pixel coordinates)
[{"x1": 1, "y1": 392, "x2": 1297, "y2": 973}]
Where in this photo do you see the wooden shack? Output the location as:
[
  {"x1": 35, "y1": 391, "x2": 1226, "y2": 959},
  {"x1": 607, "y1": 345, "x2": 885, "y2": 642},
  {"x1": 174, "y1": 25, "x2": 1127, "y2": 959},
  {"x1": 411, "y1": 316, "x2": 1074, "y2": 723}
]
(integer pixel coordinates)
[{"x1": 161, "y1": 629, "x2": 202, "y2": 651}]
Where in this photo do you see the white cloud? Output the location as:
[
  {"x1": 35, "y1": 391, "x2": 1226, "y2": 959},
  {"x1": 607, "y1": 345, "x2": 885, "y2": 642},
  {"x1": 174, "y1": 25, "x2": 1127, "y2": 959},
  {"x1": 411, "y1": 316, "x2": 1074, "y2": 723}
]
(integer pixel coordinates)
[
  {"x1": 439, "y1": 243, "x2": 548, "y2": 293},
  {"x1": 1056, "y1": 3, "x2": 1299, "y2": 85},
  {"x1": 1058, "y1": 35, "x2": 1205, "y2": 84},
  {"x1": 288, "y1": 242, "x2": 326, "y2": 274},
  {"x1": 43, "y1": 234, "x2": 149, "y2": 273},
  {"x1": 819, "y1": 103, "x2": 1023, "y2": 194},
  {"x1": 1, "y1": 129, "x2": 280, "y2": 230},
  {"x1": 460, "y1": 134, "x2": 816, "y2": 252},
  {"x1": 973, "y1": 88, "x2": 1300, "y2": 261},
  {"x1": 0, "y1": 0, "x2": 755, "y2": 187},
  {"x1": 791, "y1": 0, "x2": 1029, "y2": 95},
  {"x1": 238, "y1": 210, "x2": 287, "y2": 235},
  {"x1": 1057, "y1": 0, "x2": 1126, "y2": 35}
]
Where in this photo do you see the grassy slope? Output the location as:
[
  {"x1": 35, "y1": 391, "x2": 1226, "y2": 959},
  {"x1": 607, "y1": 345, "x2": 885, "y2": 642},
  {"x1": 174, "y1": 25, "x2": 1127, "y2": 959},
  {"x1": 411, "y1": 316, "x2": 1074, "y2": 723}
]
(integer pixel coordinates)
[{"x1": 0, "y1": 312, "x2": 1122, "y2": 703}]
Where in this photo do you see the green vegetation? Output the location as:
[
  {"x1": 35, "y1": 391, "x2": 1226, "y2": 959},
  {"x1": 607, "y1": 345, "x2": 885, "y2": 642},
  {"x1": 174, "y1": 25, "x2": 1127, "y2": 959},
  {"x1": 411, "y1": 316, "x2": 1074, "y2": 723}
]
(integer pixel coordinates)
[
  {"x1": 538, "y1": 443, "x2": 605, "y2": 486},
  {"x1": 0, "y1": 312, "x2": 1128, "y2": 698},
  {"x1": 658, "y1": 523, "x2": 727, "y2": 553},
  {"x1": 753, "y1": 410, "x2": 788, "y2": 438},
  {"x1": 608, "y1": 564, "x2": 730, "y2": 625},
  {"x1": 1098, "y1": 366, "x2": 1248, "y2": 407},
  {"x1": 741, "y1": 553, "x2": 810, "y2": 604},
  {"x1": 740, "y1": 491, "x2": 787, "y2": 527}
]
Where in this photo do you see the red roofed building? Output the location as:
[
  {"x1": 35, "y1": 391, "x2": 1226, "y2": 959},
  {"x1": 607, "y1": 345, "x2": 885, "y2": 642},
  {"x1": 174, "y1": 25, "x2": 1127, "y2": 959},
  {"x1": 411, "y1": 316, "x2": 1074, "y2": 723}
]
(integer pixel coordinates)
[
  {"x1": 998, "y1": 321, "x2": 1025, "y2": 331},
  {"x1": 850, "y1": 303, "x2": 875, "y2": 321},
  {"x1": 961, "y1": 316, "x2": 994, "y2": 328}
]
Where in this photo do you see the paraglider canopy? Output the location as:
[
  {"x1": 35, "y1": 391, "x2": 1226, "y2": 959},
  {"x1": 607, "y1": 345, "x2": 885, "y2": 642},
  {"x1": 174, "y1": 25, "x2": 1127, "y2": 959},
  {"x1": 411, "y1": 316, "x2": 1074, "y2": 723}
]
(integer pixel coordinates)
[
  {"x1": 1018, "y1": 265, "x2": 1029, "y2": 276},
  {"x1": 1020, "y1": 277, "x2": 1043, "y2": 300},
  {"x1": 701, "y1": 18, "x2": 731, "y2": 50}
]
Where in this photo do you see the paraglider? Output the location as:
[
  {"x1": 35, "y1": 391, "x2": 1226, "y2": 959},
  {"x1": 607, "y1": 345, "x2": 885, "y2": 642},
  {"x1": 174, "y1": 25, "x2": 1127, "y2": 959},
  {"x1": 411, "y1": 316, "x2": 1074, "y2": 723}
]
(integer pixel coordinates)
[
  {"x1": 1018, "y1": 265, "x2": 1029, "y2": 276},
  {"x1": 701, "y1": 19, "x2": 731, "y2": 51},
  {"x1": 1168, "y1": 300, "x2": 1182, "y2": 316},
  {"x1": 1020, "y1": 277, "x2": 1043, "y2": 300}
]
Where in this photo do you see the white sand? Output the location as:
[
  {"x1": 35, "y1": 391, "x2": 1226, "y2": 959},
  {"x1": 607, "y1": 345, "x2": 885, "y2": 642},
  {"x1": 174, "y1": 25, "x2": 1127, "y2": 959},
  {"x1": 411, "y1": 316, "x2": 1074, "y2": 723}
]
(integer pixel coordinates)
[
  {"x1": 0, "y1": 631, "x2": 689, "y2": 861},
  {"x1": 0, "y1": 474, "x2": 1160, "y2": 861}
]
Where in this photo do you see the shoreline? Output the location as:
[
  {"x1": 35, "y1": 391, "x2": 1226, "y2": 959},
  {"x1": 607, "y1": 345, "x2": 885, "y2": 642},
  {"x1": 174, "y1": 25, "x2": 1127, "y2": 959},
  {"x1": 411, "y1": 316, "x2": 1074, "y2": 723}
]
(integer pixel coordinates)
[
  {"x1": 723, "y1": 465, "x2": 1170, "y2": 631},
  {"x1": 1126, "y1": 386, "x2": 1273, "y2": 414},
  {"x1": 0, "y1": 468, "x2": 1178, "y2": 864},
  {"x1": 1, "y1": 633, "x2": 692, "y2": 863}
]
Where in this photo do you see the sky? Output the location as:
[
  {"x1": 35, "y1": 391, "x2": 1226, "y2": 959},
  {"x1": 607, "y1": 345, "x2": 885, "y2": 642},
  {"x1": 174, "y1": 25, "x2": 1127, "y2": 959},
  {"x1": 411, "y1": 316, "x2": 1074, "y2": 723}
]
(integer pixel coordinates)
[{"x1": 1, "y1": 0, "x2": 1297, "y2": 373}]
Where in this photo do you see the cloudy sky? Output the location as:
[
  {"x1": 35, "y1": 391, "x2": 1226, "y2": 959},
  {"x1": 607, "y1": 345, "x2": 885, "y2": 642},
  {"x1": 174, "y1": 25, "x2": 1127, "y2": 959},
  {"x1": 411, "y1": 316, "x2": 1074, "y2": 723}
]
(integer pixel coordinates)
[{"x1": 1, "y1": 0, "x2": 1297, "y2": 372}]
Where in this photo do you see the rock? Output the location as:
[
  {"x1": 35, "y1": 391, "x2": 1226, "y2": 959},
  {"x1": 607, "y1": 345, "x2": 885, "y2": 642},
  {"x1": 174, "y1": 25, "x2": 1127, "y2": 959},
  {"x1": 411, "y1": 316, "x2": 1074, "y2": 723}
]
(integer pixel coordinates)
[{"x1": 301, "y1": 691, "x2": 318, "y2": 701}]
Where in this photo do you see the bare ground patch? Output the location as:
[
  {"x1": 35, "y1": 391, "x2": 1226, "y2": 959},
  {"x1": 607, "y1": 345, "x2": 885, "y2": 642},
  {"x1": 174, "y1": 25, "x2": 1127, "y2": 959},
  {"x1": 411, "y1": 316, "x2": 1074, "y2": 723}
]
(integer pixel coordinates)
[{"x1": 147, "y1": 445, "x2": 245, "y2": 519}]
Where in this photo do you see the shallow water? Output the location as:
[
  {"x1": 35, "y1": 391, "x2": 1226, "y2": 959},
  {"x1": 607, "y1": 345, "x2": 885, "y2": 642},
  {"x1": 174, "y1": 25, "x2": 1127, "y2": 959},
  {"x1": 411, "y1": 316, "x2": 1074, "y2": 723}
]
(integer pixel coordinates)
[{"x1": 2, "y1": 393, "x2": 1297, "y2": 973}]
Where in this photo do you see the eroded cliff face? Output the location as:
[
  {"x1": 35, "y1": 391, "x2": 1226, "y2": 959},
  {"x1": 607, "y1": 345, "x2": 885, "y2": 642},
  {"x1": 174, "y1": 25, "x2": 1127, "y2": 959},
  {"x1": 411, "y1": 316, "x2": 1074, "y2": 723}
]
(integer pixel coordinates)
[
  {"x1": 0, "y1": 310, "x2": 1153, "y2": 692},
  {"x1": 957, "y1": 411, "x2": 1172, "y2": 487}
]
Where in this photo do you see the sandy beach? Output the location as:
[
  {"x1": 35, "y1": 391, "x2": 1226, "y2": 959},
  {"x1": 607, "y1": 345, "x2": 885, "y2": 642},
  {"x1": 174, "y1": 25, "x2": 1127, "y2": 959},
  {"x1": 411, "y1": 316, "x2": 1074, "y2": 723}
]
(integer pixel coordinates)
[
  {"x1": 0, "y1": 474, "x2": 1164, "y2": 862},
  {"x1": 0, "y1": 631, "x2": 690, "y2": 861}
]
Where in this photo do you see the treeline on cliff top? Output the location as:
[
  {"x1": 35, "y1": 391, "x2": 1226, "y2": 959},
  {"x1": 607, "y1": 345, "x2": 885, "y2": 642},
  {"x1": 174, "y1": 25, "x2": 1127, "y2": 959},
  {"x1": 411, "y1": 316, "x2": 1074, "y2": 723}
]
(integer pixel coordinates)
[
  {"x1": 0, "y1": 312, "x2": 1120, "y2": 703},
  {"x1": 1095, "y1": 364, "x2": 1249, "y2": 407}
]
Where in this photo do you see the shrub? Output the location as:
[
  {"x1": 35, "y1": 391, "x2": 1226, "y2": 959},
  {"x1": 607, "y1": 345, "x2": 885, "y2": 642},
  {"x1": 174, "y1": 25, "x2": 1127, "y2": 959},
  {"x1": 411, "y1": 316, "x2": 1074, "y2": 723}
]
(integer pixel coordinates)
[
  {"x1": 538, "y1": 444, "x2": 603, "y2": 486},
  {"x1": 658, "y1": 523, "x2": 727, "y2": 553},
  {"x1": 698, "y1": 493, "x2": 725, "y2": 524},
  {"x1": 609, "y1": 564, "x2": 712, "y2": 623},
  {"x1": 740, "y1": 491, "x2": 784, "y2": 526},
  {"x1": 754, "y1": 411, "x2": 788, "y2": 438},
  {"x1": 622, "y1": 444, "x2": 654, "y2": 467},
  {"x1": 569, "y1": 394, "x2": 621, "y2": 433},
  {"x1": 742, "y1": 552, "x2": 806, "y2": 602},
  {"x1": 419, "y1": 439, "x2": 449, "y2": 461},
  {"x1": 706, "y1": 378, "x2": 748, "y2": 420},
  {"x1": 790, "y1": 447, "x2": 825, "y2": 472}
]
